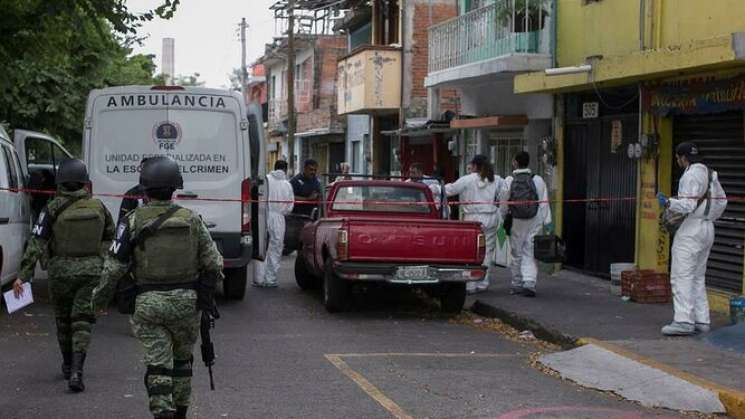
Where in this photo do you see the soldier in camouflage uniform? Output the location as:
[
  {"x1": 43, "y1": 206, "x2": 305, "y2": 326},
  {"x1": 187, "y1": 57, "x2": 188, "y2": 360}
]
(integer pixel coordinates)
[
  {"x1": 93, "y1": 156, "x2": 223, "y2": 419},
  {"x1": 13, "y1": 159, "x2": 115, "y2": 393}
]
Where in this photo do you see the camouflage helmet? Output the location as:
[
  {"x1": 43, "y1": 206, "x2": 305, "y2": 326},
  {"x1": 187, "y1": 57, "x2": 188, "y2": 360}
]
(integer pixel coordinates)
[
  {"x1": 55, "y1": 159, "x2": 89, "y2": 185},
  {"x1": 139, "y1": 156, "x2": 183, "y2": 190}
]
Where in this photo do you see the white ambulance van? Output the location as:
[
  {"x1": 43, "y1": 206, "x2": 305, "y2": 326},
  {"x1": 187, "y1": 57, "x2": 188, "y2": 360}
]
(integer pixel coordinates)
[{"x1": 83, "y1": 86, "x2": 266, "y2": 300}]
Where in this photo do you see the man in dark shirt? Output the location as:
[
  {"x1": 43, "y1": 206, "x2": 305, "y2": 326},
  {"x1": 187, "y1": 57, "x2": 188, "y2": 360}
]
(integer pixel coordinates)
[
  {"x1": 117, "y1": 157, "x2": 151, "y2": 223},
  {"x1": 290, "y1": 159, "x2": 321, "y2": 217}
]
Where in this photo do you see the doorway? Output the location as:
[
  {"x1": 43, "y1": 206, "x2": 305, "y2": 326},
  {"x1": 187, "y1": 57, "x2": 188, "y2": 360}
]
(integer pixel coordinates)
[{"x1": 564, "y1": 115, "x2": 638, "y2": 276}]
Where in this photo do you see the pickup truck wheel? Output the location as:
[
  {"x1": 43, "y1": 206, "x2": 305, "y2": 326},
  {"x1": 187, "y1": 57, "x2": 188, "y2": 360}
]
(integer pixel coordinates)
[
  {"x1": 323, "y1": 260, "x2": 348, "y2": 313},
  {"x1": 223, "y1": 267, "x2": 248, "y2": 300},
  {"x1": 295, "y1": 255, "x2": 321, "y2": 290},
  {"x1": 440, "y1": 283, "x2": 466, "y2": 313}
]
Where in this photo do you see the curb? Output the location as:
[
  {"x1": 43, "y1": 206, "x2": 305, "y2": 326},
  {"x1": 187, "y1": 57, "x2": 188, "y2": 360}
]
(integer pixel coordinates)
[{"x1": 472, "y1": 299, "x2": 745, "y2": 419}]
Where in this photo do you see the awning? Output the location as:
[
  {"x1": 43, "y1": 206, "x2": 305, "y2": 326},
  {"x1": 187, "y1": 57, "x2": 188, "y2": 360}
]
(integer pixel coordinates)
[
  {"x1": 295, "y1": 128, "x2": 345, "y2": 138},
  {"x1": 515, "y1": 32, "x2": 745, "y2": 94},
  {"x1": 381, "y1": 118, "x2": 455, "y2": 137},
  {"x1": 450, "y1": 115, "x2": 528, "y2": 129}
]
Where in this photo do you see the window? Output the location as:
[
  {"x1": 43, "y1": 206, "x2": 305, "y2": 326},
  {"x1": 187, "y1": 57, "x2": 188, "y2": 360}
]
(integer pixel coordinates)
[
  {"x1": 25, "y1": 138, "x2": 53, "y2": 166},
  {"x1": 2, "y1": 146, "x2": 19, "y2": 190},
  {"x1": 487, "y1": 131, "x2": 524, "y2": 178},
  {"x1": 52, "y1": 143, "x2": 69, "y2": 169},
  {"x1": 332, "y1": 185, "x2": 431, "y2": 214},
  {"x1": 351, "y1": 141, "x2": 360, "y2": 173}
]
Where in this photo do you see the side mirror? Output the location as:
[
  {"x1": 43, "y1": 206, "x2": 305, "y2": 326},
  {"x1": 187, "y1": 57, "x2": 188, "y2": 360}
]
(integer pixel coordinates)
[{"x1": 310, "y1": 207, "x2": 319, "y2": 221}]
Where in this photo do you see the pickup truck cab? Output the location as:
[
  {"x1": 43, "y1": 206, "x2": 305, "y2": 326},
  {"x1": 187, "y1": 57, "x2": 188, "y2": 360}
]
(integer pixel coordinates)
[{"x1": 295, "y1": 179, "x2": 486, "y2": 313}]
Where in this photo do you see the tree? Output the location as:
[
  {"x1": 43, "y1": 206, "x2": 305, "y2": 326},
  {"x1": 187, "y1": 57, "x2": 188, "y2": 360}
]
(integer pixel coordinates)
[
  {"x1": 174, "y1": 73, "x2": 205, "y2": 87},
  {"x1": 0, "y1": 1, "x2": 180, "y2": 153}
]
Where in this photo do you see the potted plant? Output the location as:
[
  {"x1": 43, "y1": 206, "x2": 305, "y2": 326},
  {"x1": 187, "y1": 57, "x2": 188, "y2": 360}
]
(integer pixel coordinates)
[{"x1": 494, "y1": 0, "x2": 549, "y2": 52}]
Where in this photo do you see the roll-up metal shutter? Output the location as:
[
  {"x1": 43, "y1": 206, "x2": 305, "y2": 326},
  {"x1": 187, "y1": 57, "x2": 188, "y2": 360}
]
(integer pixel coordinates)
[{"x1": 673, "y1": 112, "x2": 745, "y2": 292}]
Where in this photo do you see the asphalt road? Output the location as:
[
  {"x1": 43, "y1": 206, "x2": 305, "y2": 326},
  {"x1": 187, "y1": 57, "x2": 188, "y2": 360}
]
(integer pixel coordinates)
[{"x1": 0, "y1": 257, "x2": 685, "y2": 419}]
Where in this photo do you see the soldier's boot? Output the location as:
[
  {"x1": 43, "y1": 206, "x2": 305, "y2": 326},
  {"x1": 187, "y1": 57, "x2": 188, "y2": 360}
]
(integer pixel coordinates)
[
  {"x1": 61, "y1": 351, "x2": 72, "y2": 380},
  {"x1": 68, "y1": 352, "x2": 86, "y2": 392},
  {"x1": 175, "y1": 406, "x2": 188, "y2": 419},
  {"x1": 154, "y1": 411, "x2": 175, "y2": 419}
]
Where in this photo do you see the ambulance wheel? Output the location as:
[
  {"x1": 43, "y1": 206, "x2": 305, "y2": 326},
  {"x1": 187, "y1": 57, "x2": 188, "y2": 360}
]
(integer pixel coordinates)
[
  {"x1": 224, "y1": 267, "x2": 247, "y2": 300},
  {"x1": 440, "y1": 283, "x2": 466, "y2": 314}
]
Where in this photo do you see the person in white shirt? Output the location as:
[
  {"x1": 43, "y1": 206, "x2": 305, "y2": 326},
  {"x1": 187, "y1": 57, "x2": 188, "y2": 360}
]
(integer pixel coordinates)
[
  {"x1": 445, "y1": 155, "x2": 503, "y2": 293},
  {"x1": 255, "y1": 160, "x2": 295, "y2": 288},
  {"x1": 408, "y1": 163, "x2": 447, "y2": 216},
  {"x1": 499, "y1": 151, "x2": 551, "y2": 297}
]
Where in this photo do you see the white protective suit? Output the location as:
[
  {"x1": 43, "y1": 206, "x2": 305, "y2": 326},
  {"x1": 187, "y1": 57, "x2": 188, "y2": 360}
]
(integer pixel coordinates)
[
  {"x1": 668, "y1": 163, "x2": 721, "y2": 326},
  {"x1": 445, "y1": 173, "x2": 502, "y2": 291},
  {"x1": 499, "y1": 169, "x2": 552, "y2": 291},
  {"x1": 260, "y1": 169, "x2": 295, "y2": 286}
]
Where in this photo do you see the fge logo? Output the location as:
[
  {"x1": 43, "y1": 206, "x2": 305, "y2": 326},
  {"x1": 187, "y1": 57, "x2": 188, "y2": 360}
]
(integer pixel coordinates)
[{"x1": 152, "y1": 121, "x2": 182, "y2": 151}]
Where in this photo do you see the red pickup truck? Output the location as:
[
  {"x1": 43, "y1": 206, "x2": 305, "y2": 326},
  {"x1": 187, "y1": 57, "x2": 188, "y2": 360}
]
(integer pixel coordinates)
[{"x1": 294, "y1": 179, "x2": 486, "y2": 313}]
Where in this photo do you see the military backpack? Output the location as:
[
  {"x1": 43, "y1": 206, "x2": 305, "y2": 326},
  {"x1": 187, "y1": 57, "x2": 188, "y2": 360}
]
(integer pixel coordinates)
[{"x1": 51, "y1": 198, "x2": 107, "y2": 257}]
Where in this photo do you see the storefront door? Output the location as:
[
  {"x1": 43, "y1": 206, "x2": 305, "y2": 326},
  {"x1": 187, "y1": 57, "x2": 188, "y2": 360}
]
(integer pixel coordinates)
[
  {"x1": 673, "y1": 111, "x2": 745, "y2": 292},
  {"x1": 564, "y1": 115, "x2": 638, "y2": 277}
]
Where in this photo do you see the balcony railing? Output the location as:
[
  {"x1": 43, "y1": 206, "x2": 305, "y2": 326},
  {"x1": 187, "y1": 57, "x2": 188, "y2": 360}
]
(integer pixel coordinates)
[{"x1": 428, "y1": 0, "x2": 551, "y2": 73}]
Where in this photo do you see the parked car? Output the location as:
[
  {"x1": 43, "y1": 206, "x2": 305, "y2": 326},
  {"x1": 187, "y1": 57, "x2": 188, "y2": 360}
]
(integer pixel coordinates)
[
  {"x1": 0, "y1": 126, "x2": 32, "y2": 288},
  {"x1": 294, "y1": 179, "x2": 486, "y2": 313},
  {"x1": 13, "y1": 129, "x2": 73, "y2": 217},
  {"x1": 83, "y1": 86, "x2": 267, "y2": 300}
]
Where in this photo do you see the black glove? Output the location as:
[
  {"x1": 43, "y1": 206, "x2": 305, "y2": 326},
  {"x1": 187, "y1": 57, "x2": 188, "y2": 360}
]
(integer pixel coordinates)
[{"x1": 196, "y1": 272, "x2": 218, "y2": 312}]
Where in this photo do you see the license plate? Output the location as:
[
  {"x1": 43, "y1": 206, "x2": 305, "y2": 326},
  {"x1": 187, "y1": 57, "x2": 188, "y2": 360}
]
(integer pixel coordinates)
[{"x1": 394, "y1": 266, "x2": 434, "y2": 282}]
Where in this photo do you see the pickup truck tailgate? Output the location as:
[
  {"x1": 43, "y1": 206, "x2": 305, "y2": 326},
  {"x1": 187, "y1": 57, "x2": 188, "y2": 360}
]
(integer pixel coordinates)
[{"x1": 347, "y1": 218, "x2": 482, "y2": 264}]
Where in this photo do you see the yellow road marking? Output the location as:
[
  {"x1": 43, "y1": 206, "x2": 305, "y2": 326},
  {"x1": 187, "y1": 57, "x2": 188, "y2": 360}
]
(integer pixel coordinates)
[
  {"x1": 325, "y1": 354, "x2": 414, "y2": 419},
  {"x1": 324, "y1": 352, "x2": 517, "y2": 419},
  {"x1": 578, "y1": 338, "x2": 745, "y2": 419}
]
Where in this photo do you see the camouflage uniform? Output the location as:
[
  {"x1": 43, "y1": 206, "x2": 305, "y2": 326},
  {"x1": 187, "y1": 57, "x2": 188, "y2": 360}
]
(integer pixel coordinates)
[
  {"x1": 18, "y1": 188, "x2": 114, "y2": 359},
  {"x1": 94, "y1": 200, "x2": 223, "y2": 418}
]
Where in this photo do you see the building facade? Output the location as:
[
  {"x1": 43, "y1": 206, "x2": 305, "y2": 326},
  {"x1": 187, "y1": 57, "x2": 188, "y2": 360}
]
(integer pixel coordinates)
[
  {"x1": 260, "y1": 35, "x2": 347, "y2": 176},
  {"x1": 515, "y1": 0, "x2": 745, "y2": 312}
]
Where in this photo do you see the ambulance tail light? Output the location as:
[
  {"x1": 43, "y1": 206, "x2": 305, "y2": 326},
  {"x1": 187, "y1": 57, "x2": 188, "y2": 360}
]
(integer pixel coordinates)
[
  {"x1": 336, "y1": 229, "x2": 349, "y2": 261},
  {"x1": 241, "y1": 178, "x2": 251, "y2": 235}
]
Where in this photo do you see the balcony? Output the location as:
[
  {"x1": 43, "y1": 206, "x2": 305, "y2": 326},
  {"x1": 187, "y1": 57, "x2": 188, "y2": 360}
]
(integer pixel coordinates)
[
  {"x1": 425, "y1": 0, "x2": 553, "y2": 88},
  {"x1": 337, "y1": 45, "x2": 402, "y2": 115}
]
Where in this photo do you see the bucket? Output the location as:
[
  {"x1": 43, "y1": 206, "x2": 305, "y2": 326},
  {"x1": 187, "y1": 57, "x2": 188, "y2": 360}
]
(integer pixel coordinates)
[
  {"x1": 731, "y1": 296, "x2": 745, "y2": 325},
  {"x1": 610, "y1": 263, "x2": 636, "y2": 296}
]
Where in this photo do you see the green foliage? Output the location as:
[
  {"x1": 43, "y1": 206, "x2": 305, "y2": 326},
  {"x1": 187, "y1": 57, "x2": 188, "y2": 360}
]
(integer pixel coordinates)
[
  {"x1": 0, "y1": 1, "x2": 180, "y2": 153},
  {"x1": 174, "y1": 73, "x2": 205, "y2": 87}
]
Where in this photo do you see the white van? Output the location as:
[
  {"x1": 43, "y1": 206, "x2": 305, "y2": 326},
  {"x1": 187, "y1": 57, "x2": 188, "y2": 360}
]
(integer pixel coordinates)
[
  {"x1": 83, "y1": 86, "x2": 266, "y2": 299},
  {"x1": 0, "y1": 126, "x2": 32, "y2": 288}
]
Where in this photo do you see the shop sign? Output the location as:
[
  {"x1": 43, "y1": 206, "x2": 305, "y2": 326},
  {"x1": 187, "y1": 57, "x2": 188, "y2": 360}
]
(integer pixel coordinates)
[{"x1": 644, "y1": 74, "x2": 745, "y2": 116}]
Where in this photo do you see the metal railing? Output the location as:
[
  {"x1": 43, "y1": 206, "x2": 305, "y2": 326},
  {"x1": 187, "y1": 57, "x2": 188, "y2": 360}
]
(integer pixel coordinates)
[{"x1": 428, "y1": 0, "x2": 551, "y2": 73}]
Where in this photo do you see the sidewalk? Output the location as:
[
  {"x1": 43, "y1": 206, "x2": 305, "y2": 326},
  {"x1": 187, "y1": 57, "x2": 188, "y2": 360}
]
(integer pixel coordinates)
[{"x1": 469, "y1": 267, "x2": 745, "y2": 417}]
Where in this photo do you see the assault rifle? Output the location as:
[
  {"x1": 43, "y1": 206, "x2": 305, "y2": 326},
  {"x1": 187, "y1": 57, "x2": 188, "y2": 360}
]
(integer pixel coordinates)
[{"x1": 200, "y1": 307, "x2": 219, "y2": 390}]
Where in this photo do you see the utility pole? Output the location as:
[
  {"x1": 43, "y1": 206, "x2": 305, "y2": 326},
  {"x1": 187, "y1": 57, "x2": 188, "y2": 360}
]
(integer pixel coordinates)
[
  {"x1": 240, "y1": 17, "x2": 248, "y2": 103},
  {"x1": 286, "y1": 0, "x2": 296, "y2": 174}
]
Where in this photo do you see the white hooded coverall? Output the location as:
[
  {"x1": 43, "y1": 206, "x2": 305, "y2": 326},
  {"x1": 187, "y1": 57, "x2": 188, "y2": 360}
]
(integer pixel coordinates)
[
  {"x1": 445, "y1": 173, "x2": 502, "y2": 291},
  {"x1": 261, "y1": 170, "x2": 294, "y2": 285},
  {"x1": 499, "y1": 169, "x2": 552, "y2": 291},
  {"x1": 668, "y1": 163, "x2": 718, "y2": 326}
]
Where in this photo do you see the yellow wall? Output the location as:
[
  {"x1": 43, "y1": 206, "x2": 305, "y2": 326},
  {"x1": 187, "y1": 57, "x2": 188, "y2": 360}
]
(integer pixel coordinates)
[
  {"x1": 557, "y1": 0, "x2": 745, "y2": 67},
  {"x1": 556, "y1": 0, "x2": 641, "y2": 67},
  {"x1": 658, "y1": 0, "x2": 745, "y2": 49}
]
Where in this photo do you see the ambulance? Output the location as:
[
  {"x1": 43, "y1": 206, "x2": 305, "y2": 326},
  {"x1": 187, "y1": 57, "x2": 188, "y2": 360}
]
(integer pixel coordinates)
[{"x1": 83, "y1": 86, "x2": 266, "y2": 300}]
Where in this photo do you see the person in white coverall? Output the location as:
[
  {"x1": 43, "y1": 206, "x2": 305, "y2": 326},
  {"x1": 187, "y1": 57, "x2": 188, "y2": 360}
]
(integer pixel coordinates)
[
  {"x1": 255, "y1": 160, "x2": 294, "y2": 288},
  {"x1": 657, "y1": 142, "x2": 725, "y2": 336},
  {"x1": 445, "y1": 155, "x2": 502, "y2": 293},
  {"x1": 499, "y1": 151, "x2": 551, "y2": 298}
]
